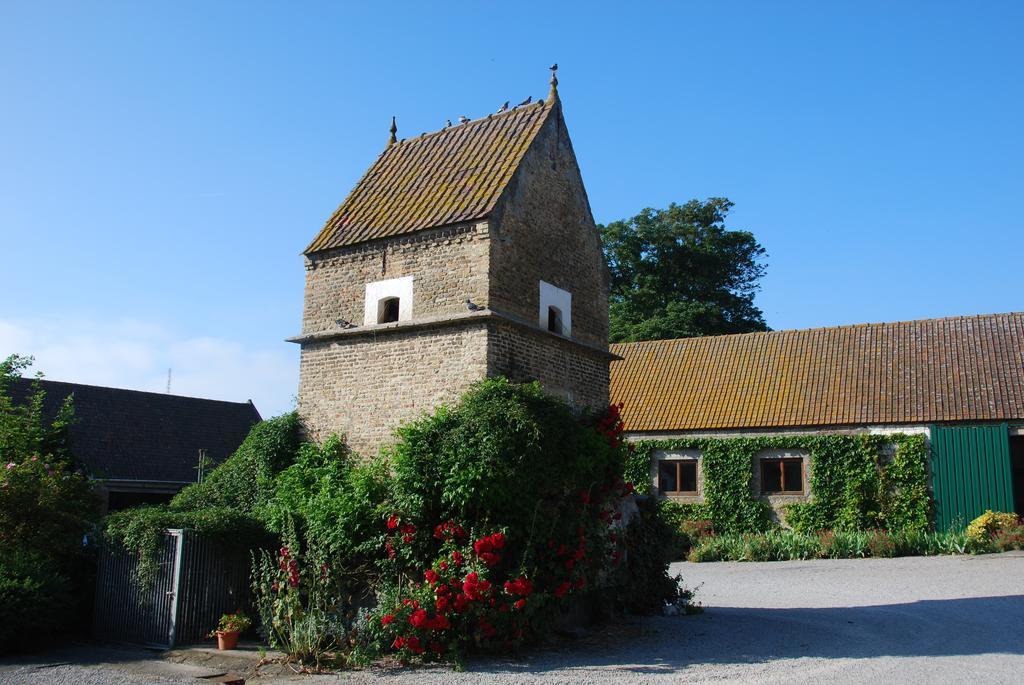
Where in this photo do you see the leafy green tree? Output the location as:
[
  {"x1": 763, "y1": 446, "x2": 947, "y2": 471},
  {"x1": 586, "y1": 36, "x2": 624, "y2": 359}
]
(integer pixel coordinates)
[
  {"x1": 600, "y1": 198, "x2": 769, "y2": 343},
  {"x1": 0, "y1": 354, "x2": 98, "y2": 651}
]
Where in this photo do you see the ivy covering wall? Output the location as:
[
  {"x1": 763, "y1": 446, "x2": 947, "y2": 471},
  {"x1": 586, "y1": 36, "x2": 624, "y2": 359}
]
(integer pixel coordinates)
[{"x1": 625, "y1": 434, "x2": 931, "y2": 534}]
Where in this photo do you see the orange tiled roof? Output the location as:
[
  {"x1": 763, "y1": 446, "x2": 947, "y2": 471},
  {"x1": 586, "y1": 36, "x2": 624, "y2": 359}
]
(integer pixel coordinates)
[
  {"x1": 305, "y1": 101, "x2": 554, "y2": 253},
  {"x1": 610, "y1": 312, "x2": 1024, "y2": 432}
]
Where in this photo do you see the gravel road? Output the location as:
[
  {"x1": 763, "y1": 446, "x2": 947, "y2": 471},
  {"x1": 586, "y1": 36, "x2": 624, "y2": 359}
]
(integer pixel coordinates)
[{"x1": 2, "y1": 552, "x2": 1021, "y2": 684}]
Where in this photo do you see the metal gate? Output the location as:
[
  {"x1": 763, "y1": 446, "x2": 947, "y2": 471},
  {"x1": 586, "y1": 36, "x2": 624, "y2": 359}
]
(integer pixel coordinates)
[
  {"x1": 94, "y1": 529, "x2": 252, "y2": 648},
  {"x1": 930, "y1": 423, "x2": 1016, "y2": 531}
]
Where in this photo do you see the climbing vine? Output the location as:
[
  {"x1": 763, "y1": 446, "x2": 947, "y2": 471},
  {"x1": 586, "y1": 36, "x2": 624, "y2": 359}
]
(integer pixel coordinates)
[{"x1": 625, "y1": 434, "x2": 930, "y2": 534}]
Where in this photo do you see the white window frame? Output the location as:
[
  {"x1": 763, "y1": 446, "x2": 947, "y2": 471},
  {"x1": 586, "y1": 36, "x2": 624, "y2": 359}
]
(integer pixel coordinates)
[
  {"x1": 539, "y1": 280, "x2": 572, "y2": 337},
  {"x1": 364, "y1": 276, "x2": 413, "y2": 325}
]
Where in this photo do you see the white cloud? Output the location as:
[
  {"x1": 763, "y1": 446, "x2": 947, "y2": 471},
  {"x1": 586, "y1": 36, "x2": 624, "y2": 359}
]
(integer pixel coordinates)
[{"x1": 0, "y1": 317, "x2": 297, "y2": 418}]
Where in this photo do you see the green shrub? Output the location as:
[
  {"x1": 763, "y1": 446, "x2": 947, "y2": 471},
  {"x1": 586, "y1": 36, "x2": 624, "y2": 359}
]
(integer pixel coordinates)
[
  {"x1": 104, "y1": 413, "x2": 301, "y2": 586},
  {"x1": 259, "y1": 436, "x2": 389, "y2": 563},
  {"x1": 688, "y1": 527, "x2": 997, "y2": 562},
  {"x1": 618, "y1": 497, "x2": 683, "y2": 613},
  {"x1": 0, "y1": 552, "x2": 73, "y2": 652},
  {"x1": 170, "y1": 412, "x2": 301, "y2": 513},
  {"x1": 350, "y1": 379, "x2": 657, "y2": 664},
  {"x1": 251, "y1": 524, "x2": 363, "y2": 669},
  {"x1": 0, "y1": 355, "x2": 99, "y2": 648}
]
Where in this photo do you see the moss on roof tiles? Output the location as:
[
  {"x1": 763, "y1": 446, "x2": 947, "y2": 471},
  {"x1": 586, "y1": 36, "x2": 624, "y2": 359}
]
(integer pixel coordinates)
[
  {"x1": 306, "y1": 102, "x2": 552, "y2": 253},
  {"x1": 610, "y1": 313, "x2": 1024, "y2": 432}
]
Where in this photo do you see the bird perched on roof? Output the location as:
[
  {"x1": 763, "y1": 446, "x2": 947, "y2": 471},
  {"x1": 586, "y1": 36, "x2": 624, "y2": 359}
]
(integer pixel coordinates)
[
  {"x1": 497, "y1": 101, "x2": 509, "y2": 113},
  {"x1": 550, "y1": 63, "x2": 558, "y2": 71},
  {"x1": 465, "y1": 299, "x2": 484, "y2": 312},
  {"x1": 516, "y1": 96, "x2": 532, "y2": 107},
  {"x1": 445, "y1": 119, "x2": 452, "y2": 128},
  {"x1": 335, "y1": 318, "x2": 356, "y2": 329},
  {"x1": 458, "y1": 115, "x2": 470, "y2": 124}
]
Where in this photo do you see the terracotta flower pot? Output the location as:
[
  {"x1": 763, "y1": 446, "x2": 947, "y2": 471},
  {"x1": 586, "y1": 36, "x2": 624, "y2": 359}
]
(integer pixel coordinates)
[{"x1": 217, "y1": 630, "x2": 240, "y2": 650}]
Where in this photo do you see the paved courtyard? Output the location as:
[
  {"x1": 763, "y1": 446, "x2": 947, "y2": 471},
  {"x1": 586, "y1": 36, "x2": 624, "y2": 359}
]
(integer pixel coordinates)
[{"x1": 2, "y1": 552, "x2": 1021, "y2": 684}]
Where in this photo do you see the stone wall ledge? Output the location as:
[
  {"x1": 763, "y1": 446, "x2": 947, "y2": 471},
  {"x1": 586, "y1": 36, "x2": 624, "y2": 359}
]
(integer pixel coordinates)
[{"x1": 287, "y1": 308, "x2": 621, "y2": 360}]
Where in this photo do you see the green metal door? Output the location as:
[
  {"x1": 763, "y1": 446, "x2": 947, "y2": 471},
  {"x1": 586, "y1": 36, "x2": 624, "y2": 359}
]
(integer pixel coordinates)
[{"x1": 930, "y1": 423, "x2": 1015, "y2": 531}]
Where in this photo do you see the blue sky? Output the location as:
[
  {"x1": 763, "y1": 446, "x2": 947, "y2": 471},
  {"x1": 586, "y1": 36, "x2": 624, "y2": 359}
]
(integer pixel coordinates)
[{"x1": 2, "y1": 2, "x2": 1022, "y2": 416}]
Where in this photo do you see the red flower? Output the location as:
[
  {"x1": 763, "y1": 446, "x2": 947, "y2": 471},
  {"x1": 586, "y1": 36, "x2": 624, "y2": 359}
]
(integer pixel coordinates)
[
  {"x1": 479, "y1": 551, "x2": 501, "y2": 567},
  {"x1": 554, "y1": 581, "x2": 571, "y2": 598},
  {"x1": 433, "y1": 520, "x2": 467, "y2": 541},
  {"x1": 573, "y1": 547, "x2": 585, "y2": 561},
  {"x1": 406, "y1": 636, "x2": 424, "y2": 654},
  {"x1": 462, "y1": 572, "x2": 492, "y2": 600},
  {"x1": 490, "y1": 532, "x2": 505, "y2": 549},
  {"x1": 393, "y1": 636, "x2": 405, "y2": 649},
  {"x1": 381, "y1": 614, "x2": 395, "y2": 627},
  {"x1": 279, "y1": 546, "x2": 290, "y2": 558},
  {"x1": 385, "y1": 541, "x2": 396, "y2": 560},
  {"x1": 453, "y1": 593, "x2": 470, "y2": 613},
  {"x1": 574, "y1": 575, "x2": 586, "y2": 589},
  {"x1": 514, "y1": 598, "x2": 527, "y2": 610},
  {"x1": 503, "y1": 576, "x2": 534, "y2": 597},
  {"x1": 424, "y1": 569, "x2": 440, "y2": 585},
  {"x1": 436, "y1": 596, "x2": 449, "y2": 613},
  {"x1": 438, "y1": 560, "x2": 448, "y2": 571},
  {"x1": 409, "y1": 609, "x2": 429, "y2": 628},
  {"x1": 386, "y1": 515, "x2": 400, "y2": 530},
  {"x1": 452, "y1": 551, "x2": 465, "y2": 566}
]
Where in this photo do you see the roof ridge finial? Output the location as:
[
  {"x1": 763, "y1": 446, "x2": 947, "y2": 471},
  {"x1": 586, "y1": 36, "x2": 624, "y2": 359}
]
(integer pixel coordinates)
[
  {"x1": 387, "y1": 116, "x2": 397, "y2": 146},
  {"x1": 548, "y1": 63, "x2": 559, "y2": 102}
]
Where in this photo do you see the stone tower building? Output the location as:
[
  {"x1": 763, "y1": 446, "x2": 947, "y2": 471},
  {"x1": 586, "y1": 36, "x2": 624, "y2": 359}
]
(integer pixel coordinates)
[{"x1": 289, "y1": 73, "x2": 612, "y2": 455}]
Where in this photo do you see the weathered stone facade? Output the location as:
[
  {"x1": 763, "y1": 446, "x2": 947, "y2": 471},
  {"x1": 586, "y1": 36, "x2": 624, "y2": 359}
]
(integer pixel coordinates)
[
  {"x1": 487, "y1": 100, "x2": 609, "y2": 350},
  {"x1": 298, "y1": 319, "x2": 489, "y2": 454},
  {"x1": 301, "y1": 222, "x2": 490, "y2": 335},
  {"x1": 292, "y1": 90, "x2": 612, "y2": 455}
]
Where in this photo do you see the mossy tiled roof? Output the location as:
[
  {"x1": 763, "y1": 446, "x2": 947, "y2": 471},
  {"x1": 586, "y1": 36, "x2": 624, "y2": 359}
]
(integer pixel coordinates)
[
  {"x1": 306, "y1": 101, "x2": 554, "y2": 253},
  {"x1": 611, "y1": 312, "x2": 1024, "y2": 432}
]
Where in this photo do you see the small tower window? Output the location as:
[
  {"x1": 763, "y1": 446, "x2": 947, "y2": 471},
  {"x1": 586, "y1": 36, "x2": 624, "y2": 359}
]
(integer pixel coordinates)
[
  {"x1": 538, "y1": 280, "x2": 572, "y2": 337},
  {"x1": 364, "y1": 276, "x2": 413, "y2": 325},
  {"x1": 547, "y1": 306, "x2": 563, "y2": 335},
  {"x1": 378, "y1": 297, "x2": 400, "y2": 324}
]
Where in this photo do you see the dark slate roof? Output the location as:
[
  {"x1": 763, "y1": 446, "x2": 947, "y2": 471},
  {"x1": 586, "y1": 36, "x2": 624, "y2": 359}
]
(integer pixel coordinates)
[
  {"x1": 305, "y1": 99, "x2": 555, "y2": 253},
  {"x1": 9, "y1": 378, "x2": 261, "y2": 483},
  {"x1": 611, "y1": 312, "x2": 1024, "y2": 432}
]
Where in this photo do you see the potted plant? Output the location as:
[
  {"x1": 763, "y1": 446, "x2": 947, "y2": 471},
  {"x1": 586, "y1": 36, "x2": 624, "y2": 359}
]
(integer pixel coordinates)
[{"x1": 210, "y1": 611, "x2": 251, "y2": 650}]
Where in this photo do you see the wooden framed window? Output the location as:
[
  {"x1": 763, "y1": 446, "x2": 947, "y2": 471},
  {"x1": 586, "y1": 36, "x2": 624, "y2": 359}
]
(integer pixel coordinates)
[
  {"x1": 658, "y1": 459, "x2": 698, "y2": 496},
  {"x1": 761, "y1": 458, "x2": 804, "y2": 494}
]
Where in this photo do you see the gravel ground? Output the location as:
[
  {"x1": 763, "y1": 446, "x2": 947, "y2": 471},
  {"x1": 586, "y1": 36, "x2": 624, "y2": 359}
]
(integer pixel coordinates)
[{"x1": 2, "y1": 552, "x2": 1021, "y2": 684}]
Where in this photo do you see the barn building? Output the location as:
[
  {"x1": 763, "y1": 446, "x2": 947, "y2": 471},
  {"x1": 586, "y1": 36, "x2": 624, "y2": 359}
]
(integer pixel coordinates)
[
  {"x1": 611, "y1": 312, "x2": 1024, "y2": 528},
  {"x1": 10, "y1": 378, "x2": 261, "y2": 511}
]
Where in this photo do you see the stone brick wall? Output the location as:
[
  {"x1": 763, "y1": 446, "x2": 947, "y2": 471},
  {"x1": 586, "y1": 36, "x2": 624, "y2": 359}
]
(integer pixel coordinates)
[
  {"x1": 487, "y1": 102, "x2": 610, "y2": 350},
  {"x1": 301, "y1": 222, "x2": 491, "y2": 335},
  {"x1": 297, "y1": 321, "x2": 489, "y2": 455},
  {"x1": 485, "y1": 320, "x2": 609, "y2": 412}
]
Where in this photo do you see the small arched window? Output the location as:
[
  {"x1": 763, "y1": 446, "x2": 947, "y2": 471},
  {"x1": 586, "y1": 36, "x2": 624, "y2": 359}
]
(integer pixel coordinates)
[
  {"x1": 378, "y1": 297, "x2": 400, "y2": 324},
  {"x1": 547, "y1": 306, "x2": 563, "y2": 335}
]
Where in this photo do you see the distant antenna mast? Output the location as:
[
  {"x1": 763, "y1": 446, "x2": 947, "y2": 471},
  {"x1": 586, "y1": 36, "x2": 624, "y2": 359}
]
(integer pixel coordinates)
[{"x1": 166, "y1": 368, "x2": 172, "y2": 394}]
